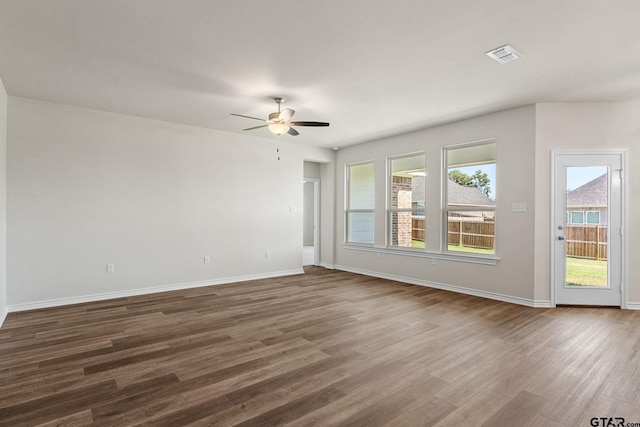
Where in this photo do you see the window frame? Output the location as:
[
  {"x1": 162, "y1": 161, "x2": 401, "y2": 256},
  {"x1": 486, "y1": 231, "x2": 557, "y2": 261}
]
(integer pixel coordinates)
[
  {"x1": 386, "y1": 152, "x2": 426, "y2": 250},
  {"x1": 443, "y1": 140, "x2": 496, "y2": 256},
  {"x1": 345, "y1": 161, "x2": 375, "y2": 245}
]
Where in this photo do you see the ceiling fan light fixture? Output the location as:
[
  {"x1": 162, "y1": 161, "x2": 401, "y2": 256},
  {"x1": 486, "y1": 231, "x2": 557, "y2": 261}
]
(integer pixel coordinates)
[
  {"x1": 268, "y1": 123, "x2": 290, "y2": 136},
  {"x1": 231, "y1": 97, "x2": 329, "y2": 137}
]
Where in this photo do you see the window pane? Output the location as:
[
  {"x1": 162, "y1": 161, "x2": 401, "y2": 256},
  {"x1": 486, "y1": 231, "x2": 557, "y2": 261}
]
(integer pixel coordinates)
[
  {"x1": 571, "y1": 211, "x2": 584, "y2": 224},
  {"x1": 447, "y1": 211, "x2": 495, "y2": 254},
  {"x1": 447, "y1": 142, "x2": 496, "y2": 204},
  {"x1": 446, "y1": 142, "x2": 496, "y2": 255},
  {"x1": 586, "y1": 211, "x2": 600, "y2": 224},
  {"x1": 347, "y1": 212, "x2": 374, "y2": 244},
  {"x1": 389, "y1": 154, "x2": 425, "y2": 248},
  {"x1": 390, "y1": 154, "x2": 425, "y2": 209},
  {"x1": 349, "y1": 163, "x2": 374, "y2": 210},
  {"x1": 390, "y1": 211, "x2": 425, "y2": 248}
]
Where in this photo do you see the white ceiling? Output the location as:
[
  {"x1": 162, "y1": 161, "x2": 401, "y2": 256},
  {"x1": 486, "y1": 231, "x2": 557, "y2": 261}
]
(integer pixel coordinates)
[{"x1": 1, "y1": 1, "x2": 639, "y2": 148}]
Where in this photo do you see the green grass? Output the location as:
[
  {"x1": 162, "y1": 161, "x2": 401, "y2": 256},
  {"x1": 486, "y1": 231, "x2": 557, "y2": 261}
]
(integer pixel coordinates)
[
  {"x1": 410, "y1": 241, "x2": 495, "y2": 254},
  {"x1": 447, "y1": 244, "x2": 494, "y2": 255},
  {"x1": 566, "y1": 257, "x2": 607, "y2": 287}
]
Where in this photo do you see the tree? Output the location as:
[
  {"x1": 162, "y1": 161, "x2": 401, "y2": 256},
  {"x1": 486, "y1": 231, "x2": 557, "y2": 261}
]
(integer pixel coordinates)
[
  {"x1": 448, "y1": 169, "x2": 472, "y2": 187},
  {"x1": 448, "y1": 169, "x2": 491, "y2": 197}
]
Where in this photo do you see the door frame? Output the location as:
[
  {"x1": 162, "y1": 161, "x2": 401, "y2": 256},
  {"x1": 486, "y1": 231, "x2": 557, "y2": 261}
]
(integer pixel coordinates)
[{"x1": 550, "y1": 149, "x2": 627, "y2": 308}]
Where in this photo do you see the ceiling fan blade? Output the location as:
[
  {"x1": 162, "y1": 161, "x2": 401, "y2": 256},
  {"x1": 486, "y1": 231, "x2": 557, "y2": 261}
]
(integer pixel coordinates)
[
  {"x1": 279, "y1": 108, "x2": 295, "y2": 122},
  {"x1": 243, "y1": 124, "x2": 269, "y2": 131},
  {"x1": 289, "y1": 121, "x2": 330, "y2": 127},
  {"x1": 231, "y1": 113, "x2": 266, "y2": 122},
  {"x1": 287, "y1": 127, "x2": 299, "y2": 136}
]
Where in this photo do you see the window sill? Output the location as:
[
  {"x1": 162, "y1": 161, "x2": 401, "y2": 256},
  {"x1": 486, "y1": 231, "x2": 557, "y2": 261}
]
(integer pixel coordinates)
[{"x1": 342, "y1": 244, "x2": 500, "y2": 266}]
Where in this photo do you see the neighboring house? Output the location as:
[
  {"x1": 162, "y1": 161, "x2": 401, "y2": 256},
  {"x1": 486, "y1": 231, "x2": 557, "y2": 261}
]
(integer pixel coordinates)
[
  {"x1": 409, "y1": 177, "x2": 495, "y2": 209},
  {"x1": 446, "y1": 179, "x2": 495, "y2": 216},
  {"x1": 566, "y1": 173, "x2": 607, "y2": 225}
]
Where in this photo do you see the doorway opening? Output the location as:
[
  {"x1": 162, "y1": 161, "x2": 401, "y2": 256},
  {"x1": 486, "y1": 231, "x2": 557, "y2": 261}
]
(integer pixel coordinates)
[
  {"x1": 303, "y1": 178, "x2": 320, "y2": 266},
  {"x1": 303, "y1": 160, "x2": 322, "y2": 266}
]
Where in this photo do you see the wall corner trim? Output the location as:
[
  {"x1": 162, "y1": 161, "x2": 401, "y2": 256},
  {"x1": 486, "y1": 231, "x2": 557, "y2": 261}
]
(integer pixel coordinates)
[{"x1": 6, "y1": 269, "x2": 304, "y2": 313}]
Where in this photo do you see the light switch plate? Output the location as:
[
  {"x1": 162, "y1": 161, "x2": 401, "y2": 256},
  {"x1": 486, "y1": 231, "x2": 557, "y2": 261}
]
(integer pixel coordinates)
[{"x1": 512, "y1": 202, "x2": 526, "y2": 213}]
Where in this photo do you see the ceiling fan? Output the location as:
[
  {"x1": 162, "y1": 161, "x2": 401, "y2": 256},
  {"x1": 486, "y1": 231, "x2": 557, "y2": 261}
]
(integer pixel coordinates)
[{"x1": 231, "y1": 97, "x2": 329, "y2": 136}]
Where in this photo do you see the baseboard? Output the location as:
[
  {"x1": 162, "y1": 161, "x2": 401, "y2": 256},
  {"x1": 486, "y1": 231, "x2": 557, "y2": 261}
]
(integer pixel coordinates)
[
  {"x1": 334, "y1": 264, "x2": 547, "y2": 308},
  {"x1": 626, "y1": 302, "x2": 640, "y2": 310},
  {"x1": 530, "y1": 300, "x2": 554, "y2": 308},
  {"x1": 7, "y1": 269, "x2": 304, "y2": 313}
]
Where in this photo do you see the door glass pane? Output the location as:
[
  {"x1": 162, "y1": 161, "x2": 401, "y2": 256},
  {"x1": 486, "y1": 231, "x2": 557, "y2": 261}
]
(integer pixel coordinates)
[{"x1": 565, "y1": 166, "x2": 608, "y2": 287}]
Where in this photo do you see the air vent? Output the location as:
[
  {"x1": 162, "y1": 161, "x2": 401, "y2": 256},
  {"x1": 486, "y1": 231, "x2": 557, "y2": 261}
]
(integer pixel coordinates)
[{"x1": 486, "y1": 44, "x2": 523, "y2": 64}]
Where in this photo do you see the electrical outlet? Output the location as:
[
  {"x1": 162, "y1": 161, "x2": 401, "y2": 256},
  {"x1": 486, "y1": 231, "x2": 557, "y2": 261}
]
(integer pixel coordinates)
[
  {"x1": 106, "y1": 263, "x2": 115, "y2": 273},
  {"x1": 265, "y1": 251, "x2": 271, "y2": 259},
  {"x1": 204, "y1": 256, "x2": 211, "y2": 264},
  {"x1": 431, "y1": 258, "x2": 436, "y2": 265}
]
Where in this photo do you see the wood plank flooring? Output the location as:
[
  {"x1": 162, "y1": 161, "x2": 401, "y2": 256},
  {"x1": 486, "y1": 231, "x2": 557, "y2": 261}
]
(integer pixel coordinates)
[{"x1": 1, "y1": 266, "x2": 640, "y2": 426}]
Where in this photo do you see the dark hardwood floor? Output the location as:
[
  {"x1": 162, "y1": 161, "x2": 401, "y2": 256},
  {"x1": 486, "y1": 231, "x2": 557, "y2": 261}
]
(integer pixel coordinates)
[{"x1": 1, "y1": 266, "x2": 639, "y2": 426}]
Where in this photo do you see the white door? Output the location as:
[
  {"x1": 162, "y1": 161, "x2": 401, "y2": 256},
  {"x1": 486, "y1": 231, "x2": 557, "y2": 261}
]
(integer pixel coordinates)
[{"x1": 553, "y1": 151, "x2": 624, "y2": 306}]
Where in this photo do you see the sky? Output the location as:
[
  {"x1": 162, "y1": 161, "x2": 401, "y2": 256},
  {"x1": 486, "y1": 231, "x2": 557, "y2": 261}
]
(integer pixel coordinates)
[
  {"x1": 566, "y1": 166, "x2": 607, "y2": 191},
  {"x1": 452, "y1": 164, "x2": 497, "y2": 200}
]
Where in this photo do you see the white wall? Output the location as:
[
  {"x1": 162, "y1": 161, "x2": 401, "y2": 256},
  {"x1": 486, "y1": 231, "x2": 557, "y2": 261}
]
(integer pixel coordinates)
[
  {"x1": 534, "y1": 102, "x2": 640, "y2": 306},
  {"x1": 334, "y1": 106, "x2": 539, "y2": 304},
  {"x1": 0, "y1": 77, "x2": 7, "y2": 325},
  {"x1": 6, "y1": 97, "x2": 334, "y2": 308},
  {"x1": 5, "y1": 96, "x2": 636, "y2": 313}
]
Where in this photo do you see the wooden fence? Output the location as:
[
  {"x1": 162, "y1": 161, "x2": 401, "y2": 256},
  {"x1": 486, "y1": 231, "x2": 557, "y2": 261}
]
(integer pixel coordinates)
[
  {"x1": 411, "y1": 217, "x2": 425, "y2": 242},
  {"x1": 446, "y1": 219, "x2": 494, "y2": 250},
  {"x1": 566, "y1": 225, "x2": 607, "y2": 260},
  {"x1": 411, "y1": 217, "x2": 495, "y2": 250},
  {"x1": 411, "y1": 220, "x2": 607, "y2": 259}
]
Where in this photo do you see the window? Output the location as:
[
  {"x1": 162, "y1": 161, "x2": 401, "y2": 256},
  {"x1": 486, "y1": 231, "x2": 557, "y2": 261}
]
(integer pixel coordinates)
[
  {"x1": 388, "y1": 154, "x2": 426, "y2": 248},
  {"x1": 445, "y1": 141, "x2": 496, "y2": 255},
  {"x1": 586, "y1": 211, "x2": 600, "y2": 224},
  {"x1": 346, "y1": 162, "x2": 375, "y2": 244},
  {"x1": 570, "y1": 211, "x2": 584, "y2": 224}
]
